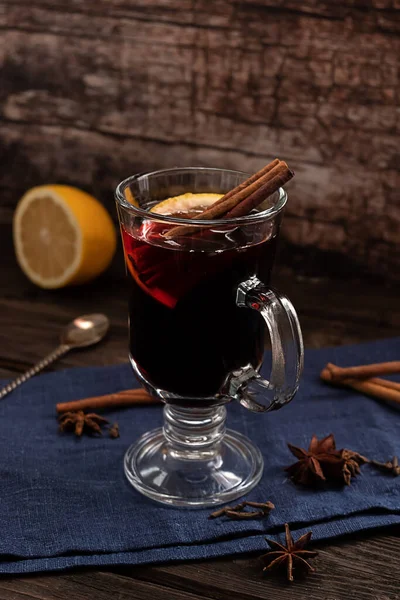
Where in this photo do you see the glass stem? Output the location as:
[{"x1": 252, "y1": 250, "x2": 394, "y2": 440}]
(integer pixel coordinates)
[{"x1": 163, "y1": 404, "x2": 227, "y2": 459}]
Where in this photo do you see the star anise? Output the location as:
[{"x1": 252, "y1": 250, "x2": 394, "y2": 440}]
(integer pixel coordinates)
[
  {"x1": 58, "y1": 410, "x2": 109, "y2": 436},
  {"x1": 261, "y1": 523, "x2": 318, "y2": 582},
  {"x1": 285, "y1": 434, "x2": 343, "y2": 486},
  {"x1": 321, "y1": 448, "x2": 369, "y2": 485},
  {"x1": 286, "y1": 435, "x2": 369, "y2": 487}
]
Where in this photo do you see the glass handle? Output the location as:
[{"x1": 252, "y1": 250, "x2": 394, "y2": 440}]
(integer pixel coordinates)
[{"x1": 230, "y1": 276, "x2": 304, "y2": 413}]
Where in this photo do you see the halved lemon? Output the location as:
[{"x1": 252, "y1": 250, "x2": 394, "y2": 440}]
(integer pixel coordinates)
[
  {"x1": 150, "y1": 192, "x2": 223, "y2": 215},
  {"x1": 13, "y1": 185, "x2": 117, "y2": 289}
]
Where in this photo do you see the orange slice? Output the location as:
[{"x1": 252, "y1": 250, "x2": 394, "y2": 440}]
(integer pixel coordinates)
[{"x1": 150, "y1": 193, "x2": 222, "y2": 215}]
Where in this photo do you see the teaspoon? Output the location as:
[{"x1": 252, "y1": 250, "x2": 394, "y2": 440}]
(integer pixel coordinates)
[{"x1": 0, "y1": 313, "x2": 110, "y2": 400}]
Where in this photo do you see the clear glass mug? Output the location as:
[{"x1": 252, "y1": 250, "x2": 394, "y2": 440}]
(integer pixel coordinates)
[{"x1": 115, "y1": 168, "x2": 303, "y2": 507}]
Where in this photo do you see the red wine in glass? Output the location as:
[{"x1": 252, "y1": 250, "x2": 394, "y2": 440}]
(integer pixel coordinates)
[{"x1": 122, "y1": 214, "x2": 278, "y2": 398}]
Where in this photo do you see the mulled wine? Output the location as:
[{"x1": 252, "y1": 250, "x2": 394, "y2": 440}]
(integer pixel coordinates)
[
  {"x1": 122, "y1": 214, "x2": 278, "y2": 398},
  {"x1": 116, "y1": 166, "x2": 303, "y2": 508}
]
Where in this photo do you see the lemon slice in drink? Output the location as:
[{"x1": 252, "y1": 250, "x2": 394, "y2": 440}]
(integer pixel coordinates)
[
  {"x1": 13, "y1": 185, "x2": 117, "y2": 289},
  {"x1": 150, "y1": 193, "x2": 223, "y2": 215}
]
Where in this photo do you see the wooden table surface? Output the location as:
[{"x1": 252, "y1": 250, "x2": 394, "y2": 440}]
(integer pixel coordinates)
[{"x1": 1, "y1": 245, "x2": 400, "y2": 600}]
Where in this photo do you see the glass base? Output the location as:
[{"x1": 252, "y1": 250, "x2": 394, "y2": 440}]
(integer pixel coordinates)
[{"x1": 124, "y1": 426, "x2": 264, "y2": 507}]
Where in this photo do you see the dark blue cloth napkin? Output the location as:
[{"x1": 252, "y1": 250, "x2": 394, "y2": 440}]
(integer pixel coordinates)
[{"x1": 1, "y1": 338, "x2": 399, "y2": 574}]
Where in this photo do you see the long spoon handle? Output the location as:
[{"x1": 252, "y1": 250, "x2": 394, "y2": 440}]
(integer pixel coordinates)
[{"x1": 0, "y1": 344, "x2": 71, "y2": 400}]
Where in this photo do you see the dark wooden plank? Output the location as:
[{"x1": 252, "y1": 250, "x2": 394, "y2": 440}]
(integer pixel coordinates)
[
  {"x1": 0, "y1": 571, "x2": 214, "y2": 600},
  {"x1": 3, "y1": 0, "x2": 400, "y2": 32}
]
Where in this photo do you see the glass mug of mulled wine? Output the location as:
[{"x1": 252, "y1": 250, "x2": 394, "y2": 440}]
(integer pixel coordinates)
[{"x1": 115, "y1": 166, "x2": 303, "y2": 507}]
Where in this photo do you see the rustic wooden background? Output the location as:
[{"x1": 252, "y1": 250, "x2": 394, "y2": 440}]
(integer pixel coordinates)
[{"x1": 1, "y1": 0, "x2": 399, "y2": 281}]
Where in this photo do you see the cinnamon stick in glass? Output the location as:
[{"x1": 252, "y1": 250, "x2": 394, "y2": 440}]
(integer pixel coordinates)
[
  {"x1": 225, "y1": 165, "x2": 293, "y2": 218},
  {"x1": 164, "y1": 159, "x2": 293, "y2": 240},
  {"x1": 210, "y1": 158, "x2": 280, "y2": 207}
]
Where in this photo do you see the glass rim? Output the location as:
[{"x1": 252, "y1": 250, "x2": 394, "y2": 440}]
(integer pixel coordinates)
[{"x1": 115, "y1": 166, "x2": 287, "y2": 226}]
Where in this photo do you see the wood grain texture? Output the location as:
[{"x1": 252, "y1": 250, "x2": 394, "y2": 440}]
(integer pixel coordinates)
[
  {"x1": 0, "y1": 571, "x2": 215, "y2": 600},
  {"x1": 1, "y1": 0, "x2": 399, "y2": 281}
]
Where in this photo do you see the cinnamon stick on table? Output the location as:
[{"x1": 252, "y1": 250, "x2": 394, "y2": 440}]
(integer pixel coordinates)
[
  {"x1": 56, "y1": 388, "x2": 159, "y2": 414},
  {"x1": 342, "y1": 378, "x2": 400, "y2": 406},
  {"x1": 164, "y1": 158, "x2": 293, "y2": 240},
  {"x1": 368, "y1": 377, "x2": 400, "y2": 392},
  {"x1": 322, "y1": 361, "x2": 400, "y2": 383},
  {"x1": 320, "y1": 362, "x2": 400, "y2": 406}
]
